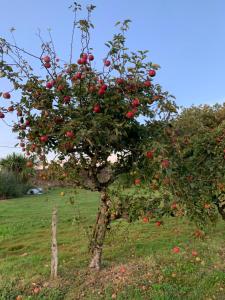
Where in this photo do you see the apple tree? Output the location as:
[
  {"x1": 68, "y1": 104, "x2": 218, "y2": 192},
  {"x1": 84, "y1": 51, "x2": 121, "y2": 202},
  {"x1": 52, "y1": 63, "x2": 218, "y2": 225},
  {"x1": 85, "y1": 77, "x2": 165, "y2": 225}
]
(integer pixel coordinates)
[
  {"x1": 162, "y1": 105, "x2": 225, "y2": 225},
  {"x1": 0, "y1": 3, "x2": 177, "y2": 270}
]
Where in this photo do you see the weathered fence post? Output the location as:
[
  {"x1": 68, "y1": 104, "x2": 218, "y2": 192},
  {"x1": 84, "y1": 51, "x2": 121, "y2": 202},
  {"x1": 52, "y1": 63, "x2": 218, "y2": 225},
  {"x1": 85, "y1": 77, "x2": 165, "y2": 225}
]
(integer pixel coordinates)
[{"x1": 50, "y1": 206, "x2": 58, "y2": 280}]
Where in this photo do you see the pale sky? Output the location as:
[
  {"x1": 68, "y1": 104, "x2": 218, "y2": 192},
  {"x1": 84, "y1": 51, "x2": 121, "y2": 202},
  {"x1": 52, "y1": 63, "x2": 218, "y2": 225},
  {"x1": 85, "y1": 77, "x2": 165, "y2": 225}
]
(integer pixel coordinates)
[{"x1": 1, "y1": 0, "x2": 225, "y2": 158}]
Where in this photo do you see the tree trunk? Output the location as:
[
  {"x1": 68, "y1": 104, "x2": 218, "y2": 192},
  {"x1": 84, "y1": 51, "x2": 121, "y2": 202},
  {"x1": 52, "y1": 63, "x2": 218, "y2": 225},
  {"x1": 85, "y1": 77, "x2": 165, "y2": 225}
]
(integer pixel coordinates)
[
  {"x1": 89, "y1": 190, "x2": 111, "y2": 270},
  {"x1": 217, "y1": 204, "x2": 225, "y2": 220},
  {"x1": 50, "y1": 206, "x2": 58, "y2": 280}
]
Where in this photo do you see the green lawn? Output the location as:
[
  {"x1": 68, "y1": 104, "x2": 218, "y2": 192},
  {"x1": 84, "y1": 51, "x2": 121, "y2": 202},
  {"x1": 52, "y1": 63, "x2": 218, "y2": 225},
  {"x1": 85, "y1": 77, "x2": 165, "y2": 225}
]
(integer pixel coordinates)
[{"x1": 0, "y1": 188, "x2": 224, "y2": 300}]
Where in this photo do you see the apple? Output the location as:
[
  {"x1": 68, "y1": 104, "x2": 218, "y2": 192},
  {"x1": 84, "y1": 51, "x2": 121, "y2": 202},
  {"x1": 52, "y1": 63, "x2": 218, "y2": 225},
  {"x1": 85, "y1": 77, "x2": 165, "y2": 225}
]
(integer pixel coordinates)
[
  {"x1": 204, "y1": 203, "x2": 211, "y2": 209},
  {"x1": 134, "y1": 178, "x2": 141, "y2": 185},
  {"x1": 88, "y1": 85, "x2": 96, "y2": 93},
  {"x1": 98, "y1": 88, "x2": 106, "y2": 96},
  {"x1": 132, "y1": 98, "x2": 140, "y2": 107},
  {"x1": 161, "y1": 159, "x2": 170, "y2": 169},
  {"x1": 146, "y1": 151, "x2": 154, "y2": 159},
  {"x1": 120, "y1": 266, "x2": 126, "y2": 274},
  {"x1": 75, "y1": 72, "x2": 82, "y2": 80},
  {"x1": 8, "y1": 106, "x2": 14, "y2": 112},
  {"x1": 116, "y1": 78, "x2": 124, "y2": 85},
  {"x1": 39, "y1": 135, "x2": 48, "y2": 143},
  {"x1": 126, "y1": 111, "x2": 135, "y2": 119},
  {"x1": 57, "y1": 85, "x2": 64, "y2": 92},
  {"x1": 63, "y1": 96, "x2": 71, "y2": 103},
  {"x1": 25, "y1": 120, "x2": 30, "y2": 126},
  {"x1": 171, "y1": 202, "x2": 177, "y2": 209},
  {"x1": 149, "y1": 70, "x2": 156, "y2": 77},
  {"x1": 88, "y1": 54, "x2": 94, "y2": 61},
  {"x1": 93, "y1": 104, "x2": 101, "y2": 113},
  {"x1": 172, "y1": 246, "x2": 180, "y2": 253},
  {"x1": 82, "y1": 53, "x2": 88, "y2": 59},
  {"x1": 142, "y1": 216, "x2": 149, "y2": 223},
  {"x1": 98, "y1": 79, "x2": 104, "y2": 85},
  {"x1": 104, "y1": 60, "x2": 111, "y2": 67},
  {"x1": 65, "y1": 131, "x2": 74, "y2": 138},
  {"x1": 0, "y1": 112, "x2": 5, "y2": 118},
  {"x1": 144, "y1": 80, "x2": 151, "y2": 87},
  {"x1": 46, "y1": 81, "x2": 53, "y2": 89},
  {"x1": 43, "y1": 55, "x2": 51, "y2": 63},
  {"x1": 2, "y1": 92, "x2": 11, "y2": 99},
  {"x1": 20, "y1": 142, "x2": 25, "y2": 148},
  {"x1": 44, "y1": 62, "x2": 51, "y2": 68},
  {"x1": 155, "y1": 221, "x2": 162, "y2": 227},
  {"x1": 192, "y1": 250, "x2": 198, "y2": 257},
  {"x1": 26, "y1": 161, "x2": 33, "y2": 168},
  {"x1": 101, "y1": 84, "x2": 108, "y2": 91}
]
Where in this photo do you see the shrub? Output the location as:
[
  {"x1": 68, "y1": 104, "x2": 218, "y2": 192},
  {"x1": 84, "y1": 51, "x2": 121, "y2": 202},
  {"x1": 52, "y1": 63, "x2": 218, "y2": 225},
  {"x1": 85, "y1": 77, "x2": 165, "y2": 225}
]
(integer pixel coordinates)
[{"x1": 0, "y1": 171, "x2": 28, "y2": 199}]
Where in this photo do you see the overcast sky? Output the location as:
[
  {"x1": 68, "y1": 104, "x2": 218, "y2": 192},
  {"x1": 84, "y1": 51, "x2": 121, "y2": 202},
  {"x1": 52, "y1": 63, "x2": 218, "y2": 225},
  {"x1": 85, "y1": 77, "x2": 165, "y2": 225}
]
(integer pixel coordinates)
[{"x1": 1, "y1": 0, "x2": 225, "y2": 158}]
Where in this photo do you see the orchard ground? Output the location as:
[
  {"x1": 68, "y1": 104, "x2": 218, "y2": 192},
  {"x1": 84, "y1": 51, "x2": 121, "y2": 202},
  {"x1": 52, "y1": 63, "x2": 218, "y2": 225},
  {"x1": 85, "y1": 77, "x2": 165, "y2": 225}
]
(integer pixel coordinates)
[{"x1": 0, "y1": 188, "x2": 224, "y2": 300}]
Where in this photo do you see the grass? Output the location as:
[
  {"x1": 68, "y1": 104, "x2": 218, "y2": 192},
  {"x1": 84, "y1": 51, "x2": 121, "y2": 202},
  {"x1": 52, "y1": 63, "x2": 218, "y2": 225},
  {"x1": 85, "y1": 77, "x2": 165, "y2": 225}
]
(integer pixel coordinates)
[{"x1": 0, "y1": 187, "x2": 224, "y2": 300}]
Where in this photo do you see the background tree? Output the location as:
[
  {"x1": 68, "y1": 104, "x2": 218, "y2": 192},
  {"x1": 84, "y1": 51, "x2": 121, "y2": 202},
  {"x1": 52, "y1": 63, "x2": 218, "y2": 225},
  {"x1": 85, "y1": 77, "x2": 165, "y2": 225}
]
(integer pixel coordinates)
[
  {"x1": 0, "y1": 4, "x2": 176, "y2": 270},
  {"x1": 162, "y1": 104, "x2": 225, "y2": 224},
  {"x1": 0, "y1": 152, "x2": 33, "y2": 183}
]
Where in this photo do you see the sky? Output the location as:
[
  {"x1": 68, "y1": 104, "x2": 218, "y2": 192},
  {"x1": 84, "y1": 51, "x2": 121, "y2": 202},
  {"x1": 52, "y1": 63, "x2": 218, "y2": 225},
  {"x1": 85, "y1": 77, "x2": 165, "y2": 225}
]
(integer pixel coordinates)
[{"x1": 1, "y1": 0, "x2": 225, "y2": 158}]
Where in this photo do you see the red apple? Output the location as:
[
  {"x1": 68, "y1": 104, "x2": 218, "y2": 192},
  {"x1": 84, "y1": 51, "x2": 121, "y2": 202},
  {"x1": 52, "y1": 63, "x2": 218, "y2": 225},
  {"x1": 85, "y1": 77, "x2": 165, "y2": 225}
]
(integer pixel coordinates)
[
  {"x1": 2, "y1": 92, "x2": 11, "y2": 99},
  {"x1": 171, "y1": 202, "x2": 177, "y2": 209},
  {"x1": 116, "y1": 78, "x2": 124, "y2": 85},
  {"x1": 63, "y1": 96, "x2": 71, "y2": 103},
  {"x1": 155, "y1": 221, "x2": 162, "y2": 227},
  {"x1": 101, "y1": 84, "x2": 108, "y2": 91},
  {"x1": 46, "y1": 81, "x2": 53, "y2": 89},
  {"x1": 88, "y1": 85, "x2": 96, "y2": 93},
  {"x1": 43, "y1": 55, "x2": 51, "y2": 63},
  {"x1": 132, "y1": 98, "x2": 140, "y2": 107},
  {"x1": 25, "y1": 120, "x2": 30, "y2": 126},
  {"x1": 142, "y1": 216, "x2": 149, "y2": 223},
  {"x1": 39, "y1": 135, "x2": 48, "y2": 143},
  {"x1": 57, "y1": 85, "x2": 64, "y2": 92},
  {"x1": 146, "y1": 151, "x2": 154, "y2": 159},
  {"x1": 20, "y1": 142, "x2": 25, "y2": 148},
  {"x1": 134, "y1": 178, "x2": 141, "y2": 185},
  {"x1": 98, "y1": 88, "x2": 106, "y2": 96},
  {"x1": 172, "y1": 246, "x2": 180, "y2": 253},
  {"x1": 44, "y1": 62, "x2": 51, "y2": 68},
  {"x1": 88, "y1": 54, "x2": 94, "y2": 61},
  {"x1": 0, "y1": 112, "x2": 5, "y2": 118},
  {"x1": 93, "y1": 104, "x2": 101, "y2": 113},
  {"x1": 8, "y1": 106, "x2": 14, "y2": 112},
  {"x1": 192, "y1": 250, "x2": 198, "y2": 257},
  {"x1": 161, "y1": 159, "x2": 170, "y2": 169},
  {"x1": 65, "y1": 131, "x2": 74, "y2": 138},
  {"x1": 149, "y1": 70, "x2": 156, "y2": 77},
  {"x1": 82, "y1": 53, "x2": 88, "y2": 60},
  {"x1": 204, "y1": 203, "x2": 211, "y2": 209},
  {"x1": 126, "y1": 111, "x2": 135, "y2": 119},
  {"x1": 26, "y1": 161, "x2": 33, "y2": 168},
  {"x1": 144, "y1": 80, "x2": 151, "y2": 87},
  {"x1": 104, "y1": 60, "x2": 111, "y2": 67},
  {"x1": 120, "y1": 266, "x2": 126, "y2": 274}
]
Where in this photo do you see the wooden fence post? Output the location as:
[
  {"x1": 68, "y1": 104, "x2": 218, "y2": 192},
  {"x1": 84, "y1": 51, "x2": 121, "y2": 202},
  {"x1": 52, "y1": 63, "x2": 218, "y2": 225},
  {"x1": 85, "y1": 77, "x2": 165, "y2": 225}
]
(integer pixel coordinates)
[{"x1": 51, "y1": 206, "x2": 58, "y2": 280}]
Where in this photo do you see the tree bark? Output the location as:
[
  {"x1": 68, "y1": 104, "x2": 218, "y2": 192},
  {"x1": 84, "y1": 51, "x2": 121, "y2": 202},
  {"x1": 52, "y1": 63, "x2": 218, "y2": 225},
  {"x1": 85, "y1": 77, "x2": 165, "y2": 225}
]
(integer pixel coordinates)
[
  {"x1": 217, "y1": 204, "x2": 225, "y2": 220},
  {"x1": 50, "y1": 206, "x2": 58, "y2": 280},
  {"x1": 89, "y1": 190, "x2": 111, "y2": 270}
]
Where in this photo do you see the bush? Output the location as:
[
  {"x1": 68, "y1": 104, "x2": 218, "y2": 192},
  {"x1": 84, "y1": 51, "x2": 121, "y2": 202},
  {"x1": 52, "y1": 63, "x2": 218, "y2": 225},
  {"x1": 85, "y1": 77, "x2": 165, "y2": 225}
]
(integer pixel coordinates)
[{"x1": 0, "y1": 171, "x2": 28, "y2": 199}]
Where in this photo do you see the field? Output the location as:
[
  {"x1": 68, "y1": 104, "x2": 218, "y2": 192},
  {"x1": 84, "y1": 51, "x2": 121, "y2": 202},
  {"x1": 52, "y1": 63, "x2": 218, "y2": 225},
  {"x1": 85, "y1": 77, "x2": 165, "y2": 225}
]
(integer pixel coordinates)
[{"x1": 0, "y1": 188, "x2": 225, "y2": 300}]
